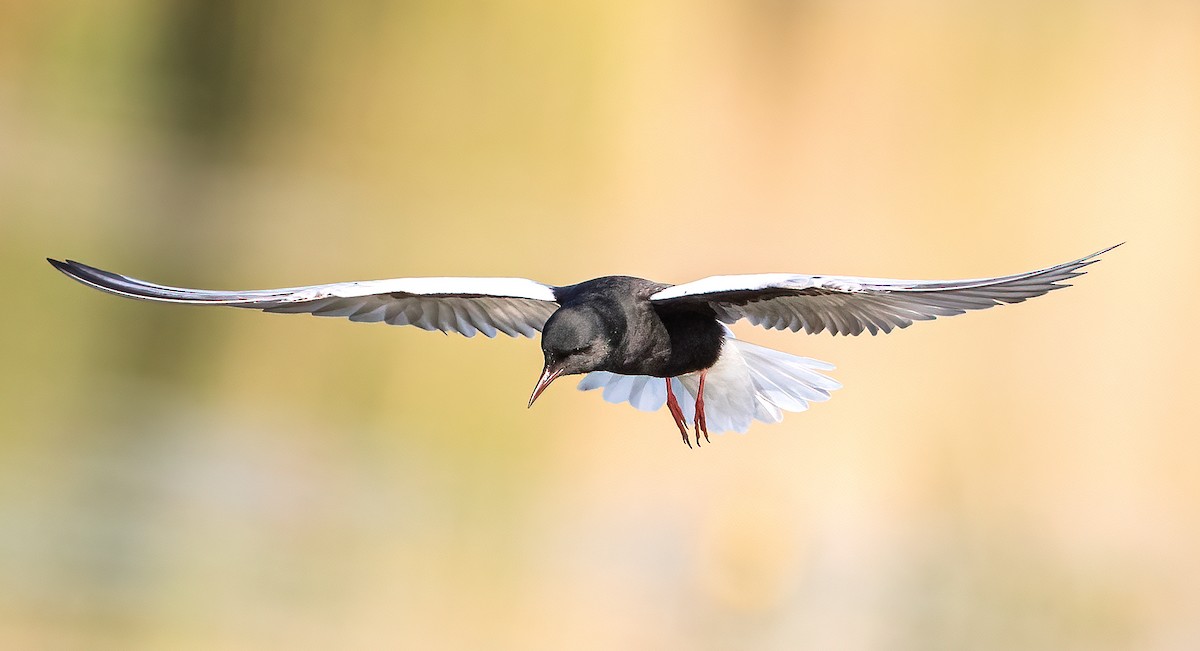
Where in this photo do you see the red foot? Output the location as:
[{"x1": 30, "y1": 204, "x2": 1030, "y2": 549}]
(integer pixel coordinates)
[
  {"x1": 664, "y1": 378, "x2": 691, "y2": 448},
  {"x1": 694, "y1": 369, "x2": 710, "y2": 445}
]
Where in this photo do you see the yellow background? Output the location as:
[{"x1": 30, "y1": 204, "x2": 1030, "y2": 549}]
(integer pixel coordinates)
[{"x1": 2, "y1": 1, "x2": 1197, "y2": 649}]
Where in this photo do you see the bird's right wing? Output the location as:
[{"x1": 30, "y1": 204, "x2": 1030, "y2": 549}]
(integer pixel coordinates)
[
  {"x1": 49, "y1": 259, "x2": 559, "y2": 338},
  {"x1": 649, "y1": 245, "x2": 1119, "y2": 336}
]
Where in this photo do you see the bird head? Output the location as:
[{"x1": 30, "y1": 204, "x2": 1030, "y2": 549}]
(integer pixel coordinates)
[{"x1": 528, "y1": 307, "x2": 612, "y2": 407}]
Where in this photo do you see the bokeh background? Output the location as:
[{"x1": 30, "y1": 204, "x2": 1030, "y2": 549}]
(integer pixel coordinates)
[{"x1": 2, "y1": 1, "x2": 1197, "y2": 649}]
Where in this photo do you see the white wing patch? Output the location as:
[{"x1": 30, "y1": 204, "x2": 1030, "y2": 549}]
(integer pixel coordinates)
[
  {"x1": 49, "y1": 260, "x2": 559, "y2": 338},
  {"x1": 650, "y1": 273, "x2": 810, "y2": 301},
  {"x1": 649, "y1": 245, "x2": 1118, "y2": 336}
]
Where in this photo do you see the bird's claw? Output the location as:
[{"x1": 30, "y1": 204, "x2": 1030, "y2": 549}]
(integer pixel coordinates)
[
  {"x1": 664, "y1": 378, "x2": 692, "y2": 448},
  {"x1": 666, "y1": 376, "x2": 709, "y2": 448},
  {"x1": 693, "y1": 370, "x2": 709, "y2": 447},
  {"x1": 693, "y1": 409, "x2": 709, "y2": 447}
]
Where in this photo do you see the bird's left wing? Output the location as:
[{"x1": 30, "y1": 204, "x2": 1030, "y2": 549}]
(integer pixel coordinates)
[
  {"x1": 49, "y1": 259, "x2": 559, "y2": 338},
  {"x1": 649, "y1": 245, "x2": 1118, "y2": 336}
]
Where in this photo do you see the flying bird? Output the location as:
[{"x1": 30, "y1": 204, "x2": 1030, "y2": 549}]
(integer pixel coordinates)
[{"x1": 48, "y1": 245, "x2": 1117, "y2": 446}]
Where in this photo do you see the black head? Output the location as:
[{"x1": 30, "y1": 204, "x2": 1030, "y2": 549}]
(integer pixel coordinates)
[{"x1": 528, "y1": 307, "x2": 613, "y2": 407}]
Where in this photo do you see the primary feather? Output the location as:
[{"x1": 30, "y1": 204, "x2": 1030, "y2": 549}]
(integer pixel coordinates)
[
  {"x1": 650, "y1": 244, "x2": 1119, "y2": 336},
  {"x1": 47, "y1": 259, "x2": 559, "y2": 338}
]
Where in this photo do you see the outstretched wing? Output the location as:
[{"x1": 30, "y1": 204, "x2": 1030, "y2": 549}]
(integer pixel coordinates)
[
  {"x1": 49, "y1": 259, "x2": 559, "y2": 338},
  {"x1": 649, "y1": 245, "x2": 1119, "y2": 336}
]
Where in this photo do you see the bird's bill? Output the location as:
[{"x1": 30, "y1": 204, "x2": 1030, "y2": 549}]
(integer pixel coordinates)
[{"x1": 528, "y1": 363, "x2": 565, "y2": 408}]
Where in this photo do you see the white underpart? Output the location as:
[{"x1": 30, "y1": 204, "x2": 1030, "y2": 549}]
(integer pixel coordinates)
[
  {"x1": 577, "y1": 331, "x2": 840, "y2": 434},
  {"x1": 675, "y1": 341, "x2": 757, "y2": 433}
]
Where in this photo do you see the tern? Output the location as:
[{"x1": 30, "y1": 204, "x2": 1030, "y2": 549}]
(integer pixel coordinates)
[{"x1": 49, "y1": 245, "x2": 1117, "y2": 446}]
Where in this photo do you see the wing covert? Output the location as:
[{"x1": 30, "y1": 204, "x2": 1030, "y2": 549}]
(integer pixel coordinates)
[
  {"x1": 49, "y1": 259, "x2": 559, "y2": 338},
  {"x1": 650, "y1": 245, "x2": 1119, "y2": 336}
]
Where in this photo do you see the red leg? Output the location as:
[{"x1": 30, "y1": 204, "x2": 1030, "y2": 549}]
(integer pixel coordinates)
[
  {"x1": 664, "y1": 378, "x2": 691, "y2": 448},
  {"x1": 695, "y1": 369, "x2": 710, "y2": 445}
]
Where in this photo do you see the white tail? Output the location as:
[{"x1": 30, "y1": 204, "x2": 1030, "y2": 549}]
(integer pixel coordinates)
[{"x1": 577, "y1": 333, "x2": 840, "y2": 434}]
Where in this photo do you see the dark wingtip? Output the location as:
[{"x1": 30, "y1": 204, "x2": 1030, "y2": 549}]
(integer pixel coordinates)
[
  {"x1": 47, "y1": 258, "x2": 74, "y2": 275},
  {"x1": 48, "y1": 258, "x2": 96, "y2": 281},
  {"x1": 48, "y1": 258, "x2": 120, "y2": 294},
  {"x1": 1080, "y1": 242, "x2": 1124, "y2": 267}
]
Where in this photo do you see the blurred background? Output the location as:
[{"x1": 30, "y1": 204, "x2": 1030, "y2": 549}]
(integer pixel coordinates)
[{"x1": 2, "y1": 1, "x2": 1197, "y2": 649}]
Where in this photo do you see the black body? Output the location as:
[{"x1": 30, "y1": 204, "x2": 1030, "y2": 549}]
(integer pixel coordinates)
[{"x1": 545, "y1": 276, "x2": 724, "y2": 378}]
